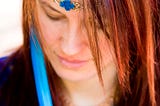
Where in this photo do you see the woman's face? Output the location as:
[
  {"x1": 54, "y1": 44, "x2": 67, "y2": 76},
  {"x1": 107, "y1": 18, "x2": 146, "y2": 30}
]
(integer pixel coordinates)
[{"x1": 37, "y1": 0, "x2": 116, "y2": 82}]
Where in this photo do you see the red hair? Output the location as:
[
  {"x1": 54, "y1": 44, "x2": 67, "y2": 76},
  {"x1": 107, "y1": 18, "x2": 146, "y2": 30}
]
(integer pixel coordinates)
[{"x1": 20, "y1": 0, "x2": 160, "y2": 105}]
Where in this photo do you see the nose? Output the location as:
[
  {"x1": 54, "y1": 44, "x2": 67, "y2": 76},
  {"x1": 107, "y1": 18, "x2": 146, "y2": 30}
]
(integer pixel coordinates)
[{"x1": 61, "y1": 19, "x2": 87, "y2": 56}]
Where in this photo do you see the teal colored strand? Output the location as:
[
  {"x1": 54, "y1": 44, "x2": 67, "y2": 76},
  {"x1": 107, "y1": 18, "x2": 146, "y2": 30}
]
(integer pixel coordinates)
[{"x1": 30, "y1": 32, "x2": 53, "y2": 106}]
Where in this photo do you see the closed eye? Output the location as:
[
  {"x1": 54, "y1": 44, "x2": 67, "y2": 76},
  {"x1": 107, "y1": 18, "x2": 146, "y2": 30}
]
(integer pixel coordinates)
[
  {"x1": 46, "y1": 12, "x2": 66, "y2": 21},
  {"x1": 40, "y1": 1, "x2": 66, "y2": 20}
]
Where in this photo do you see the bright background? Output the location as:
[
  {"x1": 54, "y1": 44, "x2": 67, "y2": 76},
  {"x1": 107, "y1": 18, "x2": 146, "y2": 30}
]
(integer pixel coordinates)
[{"x1": 0, "y1": 0, "x2": 23, "y2": 57}]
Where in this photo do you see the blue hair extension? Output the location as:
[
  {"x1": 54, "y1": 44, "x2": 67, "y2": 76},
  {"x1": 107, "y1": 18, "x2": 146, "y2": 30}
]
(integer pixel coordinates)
[{"x1": 30, "y1": 31, "x2": 53, "y2": 106}]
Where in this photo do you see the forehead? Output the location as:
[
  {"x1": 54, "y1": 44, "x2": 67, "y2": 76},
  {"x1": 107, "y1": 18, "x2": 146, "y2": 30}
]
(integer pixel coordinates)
[
  {"x1": 38, "y1": 0, "x2": 85, "y2": 8},
  {"x1": 37, "y1": 0, "x2": 89, "y2": 19}
]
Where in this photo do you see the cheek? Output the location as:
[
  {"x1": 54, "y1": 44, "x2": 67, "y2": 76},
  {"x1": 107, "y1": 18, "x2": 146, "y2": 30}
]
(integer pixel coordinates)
[
  {"x1": 98, "y1": 35, "x2": 114, "y2": 65},
  {"x1": 38, "y1": 10, "x2": 64, "y2": 46},
  {"x1": 39, "y1": 19, "x2": 60, "y2": 45}
]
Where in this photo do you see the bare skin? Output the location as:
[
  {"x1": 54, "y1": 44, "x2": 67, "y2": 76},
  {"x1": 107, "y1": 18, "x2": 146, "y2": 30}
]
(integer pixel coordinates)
[{"x1": 37, "y1": 0, "x2": 117, "y2": 105}]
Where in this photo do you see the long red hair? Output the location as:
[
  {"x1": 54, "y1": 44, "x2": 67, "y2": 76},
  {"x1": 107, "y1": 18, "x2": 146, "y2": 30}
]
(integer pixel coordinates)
[{"x1": 20, "y1": 0, "x2": 160, "y2": 106}]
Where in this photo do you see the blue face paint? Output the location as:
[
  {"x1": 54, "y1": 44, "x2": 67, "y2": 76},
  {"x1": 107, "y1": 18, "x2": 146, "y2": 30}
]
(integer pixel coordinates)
[
  {"x1": 55, "y1": 0, "x2": 81, "y2": 11},
  {"x1": 60, "y1": 0, "x2": 75, "y2": 11},
  {"x1": 30, "y1": 30, "x2": 53, "y2": 106}
]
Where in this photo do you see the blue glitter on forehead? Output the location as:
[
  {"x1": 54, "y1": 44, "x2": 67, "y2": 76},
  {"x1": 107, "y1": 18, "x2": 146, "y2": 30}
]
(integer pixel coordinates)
[
  {"x1": 59, "y1": 0, "x2": 75, "y2": 11},
  {"x1": 55, "y1": 0, "x2": 81, "y2": 11}
]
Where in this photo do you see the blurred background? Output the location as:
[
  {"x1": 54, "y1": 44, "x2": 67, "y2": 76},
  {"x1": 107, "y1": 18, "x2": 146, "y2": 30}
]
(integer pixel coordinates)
[{"x1": 0, "y1": 0, "x2": 23, "y2": 57}]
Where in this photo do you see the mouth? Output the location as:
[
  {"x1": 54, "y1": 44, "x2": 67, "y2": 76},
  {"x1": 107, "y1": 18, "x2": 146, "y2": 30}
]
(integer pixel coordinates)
[{"x1": 57, "y1": 55, "x2": 90, "y2": 68}]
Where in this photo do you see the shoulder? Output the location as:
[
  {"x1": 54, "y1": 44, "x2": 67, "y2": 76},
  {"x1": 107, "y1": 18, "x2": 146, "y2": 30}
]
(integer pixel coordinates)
[
  {"x1": 0, "y1": 56, "x2": 12, "y2": 87},
  {"x1": 0, "y1": 49, "x2": 38, "y2": 105},
  {"x1": 0, "y1": 50, "x2": 26, "y2": 87}
]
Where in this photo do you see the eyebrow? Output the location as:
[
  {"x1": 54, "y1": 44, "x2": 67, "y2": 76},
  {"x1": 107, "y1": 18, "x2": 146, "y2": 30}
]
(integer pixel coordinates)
[{"x1": 40, "y1": 1, "x2": 63, "y2": 14}]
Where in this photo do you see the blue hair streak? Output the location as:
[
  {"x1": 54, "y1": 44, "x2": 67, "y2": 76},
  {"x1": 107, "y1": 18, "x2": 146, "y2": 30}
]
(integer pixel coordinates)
[{"x1": 30, "y1": 30, "x2": 53, "y2": 106}]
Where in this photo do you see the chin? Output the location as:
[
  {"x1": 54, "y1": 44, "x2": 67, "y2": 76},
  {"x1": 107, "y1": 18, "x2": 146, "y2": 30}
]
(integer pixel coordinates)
[{"x1": 52, "y1": 63, "x2": 98, "y2": 82}]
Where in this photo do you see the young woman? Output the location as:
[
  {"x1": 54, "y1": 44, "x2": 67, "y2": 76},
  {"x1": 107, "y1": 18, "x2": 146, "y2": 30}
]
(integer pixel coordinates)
[{"x1": 0, "y1": 0, "x2": 160, "y2": 106}]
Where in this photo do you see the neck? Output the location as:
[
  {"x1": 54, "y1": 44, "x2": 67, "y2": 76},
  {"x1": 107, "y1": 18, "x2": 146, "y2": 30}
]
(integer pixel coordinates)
[{"x1": 61, "y1": 64, "x2": 117, "y2": 106}]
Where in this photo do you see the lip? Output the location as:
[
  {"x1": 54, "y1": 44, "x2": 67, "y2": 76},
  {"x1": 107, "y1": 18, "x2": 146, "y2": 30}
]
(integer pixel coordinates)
[{"x1": 58, "y1": 55, "x2": 89, "y2": 68}]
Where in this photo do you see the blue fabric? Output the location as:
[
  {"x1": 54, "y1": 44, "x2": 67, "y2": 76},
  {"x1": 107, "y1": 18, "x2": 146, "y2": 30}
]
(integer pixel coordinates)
[
  {"x1": 0, "y1": 57, "x2": 7, "y2": 69},
  {"x1": 0, "y1": 57, "x2": 12, "y2": 88}
]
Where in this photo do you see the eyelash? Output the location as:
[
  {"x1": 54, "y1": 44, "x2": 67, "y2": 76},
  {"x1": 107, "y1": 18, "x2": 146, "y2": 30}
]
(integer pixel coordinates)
[{"x1": 46, "y1": 12, "x2": 101, "y2": 29}]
